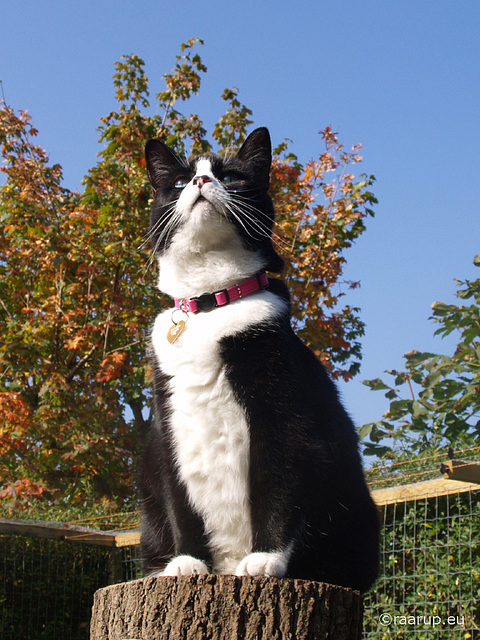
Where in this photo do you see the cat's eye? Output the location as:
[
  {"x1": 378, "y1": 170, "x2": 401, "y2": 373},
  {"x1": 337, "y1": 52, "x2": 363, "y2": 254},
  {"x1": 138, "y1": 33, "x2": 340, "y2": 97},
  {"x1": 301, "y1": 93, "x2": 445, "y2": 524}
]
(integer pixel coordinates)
[
  {"x1": 174, "y1": 177, "x2": 189, "y2": 189},
  {"x1": 222, "y1": 174, "x2": 237, "y2": 185}
]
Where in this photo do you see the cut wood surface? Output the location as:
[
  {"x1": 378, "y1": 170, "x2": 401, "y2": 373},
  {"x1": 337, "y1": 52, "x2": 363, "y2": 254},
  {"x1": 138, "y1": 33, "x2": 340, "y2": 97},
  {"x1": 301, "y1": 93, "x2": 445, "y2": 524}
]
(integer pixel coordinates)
[{"x1": 90, "y1": 574, "x2": 363, "y2": 640}]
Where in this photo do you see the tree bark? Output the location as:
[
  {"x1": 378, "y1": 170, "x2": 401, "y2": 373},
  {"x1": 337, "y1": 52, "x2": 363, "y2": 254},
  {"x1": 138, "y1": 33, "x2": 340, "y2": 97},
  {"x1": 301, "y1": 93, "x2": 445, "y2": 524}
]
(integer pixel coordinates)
[{"x1": 90, "y1": 574, "x2": 363, "y2": 640}]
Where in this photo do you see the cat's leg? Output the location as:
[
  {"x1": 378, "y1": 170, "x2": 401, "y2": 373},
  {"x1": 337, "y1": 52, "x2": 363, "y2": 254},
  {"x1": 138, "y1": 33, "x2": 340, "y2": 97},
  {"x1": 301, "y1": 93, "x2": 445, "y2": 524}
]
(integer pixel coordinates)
[
  {"x1": 232, "y1": 413, "x2": 304, "y2": 578},
  {"x1": 141, "y1": 507, "x2": 174, "y2": 576},
  {"x1": 143, "y1": 506, "x2": 213, "y2": 577},
  {"x1": 234, "y1": 479, "x2": 299, "y2": 578},
  {"x1": 141, "y1": 413, "x2": 214, "y2": 577},
  {"x1": 141, "y1": 504, "x2": 210, "y2": 577},
  {"x1": 154, "y1": 481, "x2": 214, "y2": 576},
  {"x1": 158, "y1": 462, "x2": 214, "y2": 575}
]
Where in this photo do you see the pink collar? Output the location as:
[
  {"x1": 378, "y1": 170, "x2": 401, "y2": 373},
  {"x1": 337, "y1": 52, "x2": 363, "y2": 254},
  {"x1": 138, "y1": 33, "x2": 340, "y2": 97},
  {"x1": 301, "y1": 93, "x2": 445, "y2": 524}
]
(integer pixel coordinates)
[{"x1": 174, "y1": 272, "x2": 269, "y2": 313}]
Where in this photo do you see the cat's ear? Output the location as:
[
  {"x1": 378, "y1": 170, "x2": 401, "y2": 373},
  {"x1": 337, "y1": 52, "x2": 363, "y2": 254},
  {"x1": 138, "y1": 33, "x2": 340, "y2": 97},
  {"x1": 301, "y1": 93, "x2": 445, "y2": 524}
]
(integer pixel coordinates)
[
  {"x1": 145, "y1": 139, "x2": 185, "y2": 192},
  {"x1": 237, "y1": 127, "x2": 272, "y2": 189}
]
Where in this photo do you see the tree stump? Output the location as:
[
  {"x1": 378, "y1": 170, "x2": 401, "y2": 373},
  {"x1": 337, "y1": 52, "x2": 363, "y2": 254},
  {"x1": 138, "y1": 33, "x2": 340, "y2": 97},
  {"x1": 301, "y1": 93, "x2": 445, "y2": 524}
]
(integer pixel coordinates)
[{"x1": 90, "y1": 574, "x2": 363, "y2": 640}]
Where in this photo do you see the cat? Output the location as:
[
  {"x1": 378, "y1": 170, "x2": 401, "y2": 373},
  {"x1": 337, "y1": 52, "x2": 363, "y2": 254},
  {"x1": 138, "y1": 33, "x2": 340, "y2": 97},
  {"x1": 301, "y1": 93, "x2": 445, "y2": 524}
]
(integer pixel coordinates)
[{"x1": 140, "y1": 127, "x2": 379, "y2": 592}]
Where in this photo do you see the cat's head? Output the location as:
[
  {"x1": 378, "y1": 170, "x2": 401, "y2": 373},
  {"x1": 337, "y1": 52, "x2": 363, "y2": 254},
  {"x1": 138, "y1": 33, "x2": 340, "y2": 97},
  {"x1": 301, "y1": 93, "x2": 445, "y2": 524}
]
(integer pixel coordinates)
[{"x1": 145, "y1": 127, "x2": 284, "y2": 274}]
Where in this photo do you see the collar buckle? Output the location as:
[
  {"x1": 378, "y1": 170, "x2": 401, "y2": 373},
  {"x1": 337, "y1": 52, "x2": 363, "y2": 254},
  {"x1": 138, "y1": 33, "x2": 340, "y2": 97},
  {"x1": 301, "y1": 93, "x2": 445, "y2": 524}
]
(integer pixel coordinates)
[{"x1": 196, "y1": 292, "x2": 217, "y2": 312}]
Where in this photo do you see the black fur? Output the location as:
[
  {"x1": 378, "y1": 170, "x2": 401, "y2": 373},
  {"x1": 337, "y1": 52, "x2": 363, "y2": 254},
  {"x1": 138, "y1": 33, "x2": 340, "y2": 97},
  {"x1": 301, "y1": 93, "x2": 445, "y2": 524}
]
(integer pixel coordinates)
[{"x1": 220, "y1": 278, "x2": 379, "y2": 590}]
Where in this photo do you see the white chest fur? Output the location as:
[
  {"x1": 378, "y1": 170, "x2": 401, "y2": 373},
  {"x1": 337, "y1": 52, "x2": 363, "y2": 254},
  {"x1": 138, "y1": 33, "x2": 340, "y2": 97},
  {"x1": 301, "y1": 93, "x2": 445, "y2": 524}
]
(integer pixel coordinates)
[{"x1": 151, "y1": 291, "x2": 286, "y2": 573}]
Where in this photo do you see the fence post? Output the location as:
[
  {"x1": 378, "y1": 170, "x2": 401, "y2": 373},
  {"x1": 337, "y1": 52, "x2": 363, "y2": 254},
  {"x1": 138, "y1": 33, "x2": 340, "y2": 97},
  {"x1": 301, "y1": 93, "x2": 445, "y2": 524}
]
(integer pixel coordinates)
[{"x1": 90, "y1": 574, "x2": 363, "y2": 639}]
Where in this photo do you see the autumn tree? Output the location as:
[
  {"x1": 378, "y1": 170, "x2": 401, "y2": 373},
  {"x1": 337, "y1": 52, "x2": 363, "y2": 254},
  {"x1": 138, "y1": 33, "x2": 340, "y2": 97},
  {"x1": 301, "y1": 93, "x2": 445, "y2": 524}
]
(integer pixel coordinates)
[{"x1": 0, "y1": 39, "x2": 376, "y2": 516}]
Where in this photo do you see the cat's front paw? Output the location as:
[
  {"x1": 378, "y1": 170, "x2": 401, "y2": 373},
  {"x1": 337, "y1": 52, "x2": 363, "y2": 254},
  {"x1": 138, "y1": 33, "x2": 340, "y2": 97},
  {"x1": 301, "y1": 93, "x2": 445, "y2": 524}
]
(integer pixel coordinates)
[
  {"x1": 235, "y1": 551, "x2": 288, "y2": 578},
  {"x1": 162, "y1": 555, "x2": 210, "y2": 576}
]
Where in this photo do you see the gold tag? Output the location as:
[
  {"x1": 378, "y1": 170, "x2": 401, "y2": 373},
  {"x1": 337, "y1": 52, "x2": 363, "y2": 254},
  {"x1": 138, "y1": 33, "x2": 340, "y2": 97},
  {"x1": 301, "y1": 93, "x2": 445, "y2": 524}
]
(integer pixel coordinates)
[{"x1": 167, "y1": 319, "x2": 186, "y2": 344}]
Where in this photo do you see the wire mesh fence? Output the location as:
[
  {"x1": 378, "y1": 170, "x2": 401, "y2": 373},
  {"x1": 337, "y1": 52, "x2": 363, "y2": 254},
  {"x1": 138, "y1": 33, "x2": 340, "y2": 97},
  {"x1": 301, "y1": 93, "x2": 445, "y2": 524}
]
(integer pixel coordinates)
[
  {"x1": 364, "y1": 486, "x2": 480, "y2": 639},
  {"x1": 1, "y1": 529, "x2": 110, "y2": 640},
  {"x1": 1, "y1": 479, "x2": 479, "y2": 639},
  {"x1": 0, "y1": 522, "x2": 143, "y2": 640}
]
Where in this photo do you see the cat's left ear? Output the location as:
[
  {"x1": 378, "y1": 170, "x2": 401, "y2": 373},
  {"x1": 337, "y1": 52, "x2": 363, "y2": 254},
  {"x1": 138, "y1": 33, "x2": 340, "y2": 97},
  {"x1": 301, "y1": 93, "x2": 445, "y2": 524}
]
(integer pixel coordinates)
[{"x1": 237, "y1": 127, "x2": 272, "y2": 189}]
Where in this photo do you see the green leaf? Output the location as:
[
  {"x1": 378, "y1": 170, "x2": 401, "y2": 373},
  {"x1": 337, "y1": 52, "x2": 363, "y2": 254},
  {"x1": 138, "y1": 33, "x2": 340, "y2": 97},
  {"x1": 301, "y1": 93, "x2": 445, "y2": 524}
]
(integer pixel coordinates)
[
  {"x1": 358, "y1": 423, "x2": 374, "y2": 439},
  {"x1": 424, "y1": 369, "x2": 443, "y2": 387},
  {"x1": 385, "y1": 389, "x2": 398, "y2": 400},
  {"x1": 412, "y1": 401, "x2": 428, "y2": 416},
  {"x1": 456, "y1": 287, "x2": 472, "y2": 299},
  {"x1": 405, "y1": 350, "x2": 437, "y2": 366},
  {"x1": 431, "y1": 301, "x2": 452, "y2": 315},
  {"x1": 362, "y1": 377, "x2": 390, "y2": 391}
]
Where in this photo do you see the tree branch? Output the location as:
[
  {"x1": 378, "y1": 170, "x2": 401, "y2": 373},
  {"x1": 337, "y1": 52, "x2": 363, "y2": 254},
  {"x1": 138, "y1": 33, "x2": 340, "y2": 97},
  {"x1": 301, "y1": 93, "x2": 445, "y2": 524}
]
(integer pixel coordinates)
[{"x1": 66, "y1": 343, "x2": 98, "y2": 382}]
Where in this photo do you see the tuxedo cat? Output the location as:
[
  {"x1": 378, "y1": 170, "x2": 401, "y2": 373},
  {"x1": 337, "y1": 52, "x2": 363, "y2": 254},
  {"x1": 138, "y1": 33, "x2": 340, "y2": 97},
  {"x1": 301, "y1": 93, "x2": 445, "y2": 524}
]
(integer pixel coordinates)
[{"x1": 140, "y1": 127, "x2": 379, "y2": 592}]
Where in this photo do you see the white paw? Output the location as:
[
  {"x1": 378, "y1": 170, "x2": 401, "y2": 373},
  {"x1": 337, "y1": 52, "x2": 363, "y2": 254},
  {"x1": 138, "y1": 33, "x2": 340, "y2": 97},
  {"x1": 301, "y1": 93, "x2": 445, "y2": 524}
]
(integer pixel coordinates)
[
  {"x1": 161, "y1": 555, "x2": 210, "y2": 576},
  {"x1": 235, "y1": 551, "x2": 288, "y2": 578}
]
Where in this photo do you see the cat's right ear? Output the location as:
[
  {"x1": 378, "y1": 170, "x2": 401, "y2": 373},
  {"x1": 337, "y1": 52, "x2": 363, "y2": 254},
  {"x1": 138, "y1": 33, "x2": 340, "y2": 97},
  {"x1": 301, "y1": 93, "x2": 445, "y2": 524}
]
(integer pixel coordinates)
[
  {"x1": 145, "y1": 139, "x2": 185, "y2": 193},
  {"x1": 237, "y1": 127, "x2": 272, "y2": 189}
]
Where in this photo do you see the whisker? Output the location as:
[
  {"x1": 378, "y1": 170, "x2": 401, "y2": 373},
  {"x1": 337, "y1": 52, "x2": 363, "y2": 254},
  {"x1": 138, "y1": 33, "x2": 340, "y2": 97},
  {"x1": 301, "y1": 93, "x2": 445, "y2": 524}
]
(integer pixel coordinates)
[
  {"x1": 231, "y1": 196, "x2": 291, "y2": 244},
  {"x1": 154, "y1": 211, "x2": 182, "y2": 253},
  {"x1": 227, "y1": 197, "x2": 291, "y2": 250},
  {"x1": 228, "y1": 203, "x2": 268, "y2": 238},
  {"x1": 137, "y1": 202, "x2": 178, "y2": 251},
  {"x1": 150, "y1": 205, "x2": 180, "y2": 247},
  {"x1": 140, "y1": 202, "x2": 183, "y2": 275},
  {"x1": 224, "y1": 202, "x2": 257, "y2": 241},
  {"x1": 226, "y1": 201, "x2": 288, "y2": 250}
]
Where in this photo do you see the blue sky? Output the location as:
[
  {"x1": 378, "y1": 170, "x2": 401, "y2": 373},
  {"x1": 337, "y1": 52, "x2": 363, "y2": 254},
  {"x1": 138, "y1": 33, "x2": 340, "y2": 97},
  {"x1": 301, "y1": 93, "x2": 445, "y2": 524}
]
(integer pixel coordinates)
[{"x1": 2, "y1": 1, "x2": 479, "y2": 445}]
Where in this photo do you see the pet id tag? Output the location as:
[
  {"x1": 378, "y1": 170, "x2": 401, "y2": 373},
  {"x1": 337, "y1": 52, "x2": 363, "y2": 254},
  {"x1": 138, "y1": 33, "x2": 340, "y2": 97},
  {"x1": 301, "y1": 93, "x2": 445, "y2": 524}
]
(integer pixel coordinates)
[
  {"x1": 167, "y1": 309, "x2": 188, "y2": 344},
  {"x1": 167, "y1": 320, "x2": 186, "y2": 344}
]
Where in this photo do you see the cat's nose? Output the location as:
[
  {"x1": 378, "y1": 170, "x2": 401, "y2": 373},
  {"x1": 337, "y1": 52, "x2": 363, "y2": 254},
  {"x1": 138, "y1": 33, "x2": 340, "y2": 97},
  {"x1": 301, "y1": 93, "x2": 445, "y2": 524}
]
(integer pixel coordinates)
[{"x1": 193, "y1": 175, "x2": 212, "y2": 188}]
